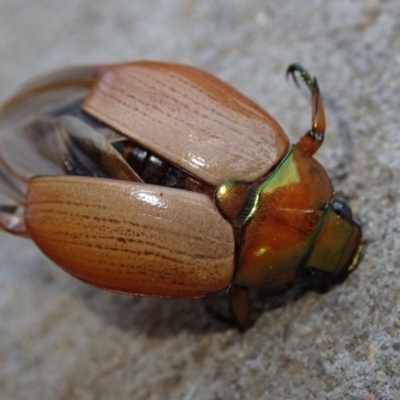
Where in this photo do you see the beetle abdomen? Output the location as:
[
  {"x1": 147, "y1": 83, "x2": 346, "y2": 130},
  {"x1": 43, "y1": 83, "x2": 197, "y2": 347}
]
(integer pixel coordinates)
[
  {"x1": 58, "y1": 99, "x2": 216, "y2": 196},
  {"x1": 112, "y1": 140, "x2": 215, "y2": 196}
]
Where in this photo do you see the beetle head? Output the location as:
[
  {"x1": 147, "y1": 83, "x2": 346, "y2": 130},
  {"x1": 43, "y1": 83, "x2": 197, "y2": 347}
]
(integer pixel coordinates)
[{"x1": 299, "y1": 196, "x2": 363, "y2": 286}]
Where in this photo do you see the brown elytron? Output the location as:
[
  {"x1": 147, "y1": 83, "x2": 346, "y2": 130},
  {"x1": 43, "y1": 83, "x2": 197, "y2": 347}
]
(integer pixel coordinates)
[{"x1": 83, "y1": 62, "x2": 289, "y2": 186}]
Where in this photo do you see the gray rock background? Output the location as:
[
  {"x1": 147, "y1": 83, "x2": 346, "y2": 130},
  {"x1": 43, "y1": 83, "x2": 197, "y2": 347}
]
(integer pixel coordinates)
[{"x1": 0, "y1": 1, "x2": 399, "y2": 399}]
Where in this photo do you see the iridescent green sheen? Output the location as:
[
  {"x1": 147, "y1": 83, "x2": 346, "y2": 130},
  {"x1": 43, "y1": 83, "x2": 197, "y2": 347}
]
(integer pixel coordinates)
[
  {"x1": 304, "y1": 207, "x2": 363, "y2": 274},
  {"x1": 234, "y1": 146, "x2": 334, "y2": 288}
]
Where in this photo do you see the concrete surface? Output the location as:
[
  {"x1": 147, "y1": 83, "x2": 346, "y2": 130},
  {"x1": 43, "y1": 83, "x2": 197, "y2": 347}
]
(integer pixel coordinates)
[{"x1": 0, "y1": 1, "x2": 399, "y2": 399}]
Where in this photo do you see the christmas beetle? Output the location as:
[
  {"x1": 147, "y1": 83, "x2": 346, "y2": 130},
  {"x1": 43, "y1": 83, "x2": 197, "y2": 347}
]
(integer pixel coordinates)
[{"x1": 0, "y1": 61, "x2": 362, "y2": 327}]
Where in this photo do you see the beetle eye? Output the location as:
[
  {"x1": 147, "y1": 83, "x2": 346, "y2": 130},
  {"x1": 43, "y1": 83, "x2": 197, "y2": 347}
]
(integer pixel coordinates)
[{"x1": 331, "y1": 197, "x2": 353, "y2": 220}]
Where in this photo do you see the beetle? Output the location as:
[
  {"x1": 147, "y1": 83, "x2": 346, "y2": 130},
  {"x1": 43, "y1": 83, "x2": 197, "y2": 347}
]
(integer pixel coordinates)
[{"x1": 0, "y1": 61, "x2": 362, "y2": 327}]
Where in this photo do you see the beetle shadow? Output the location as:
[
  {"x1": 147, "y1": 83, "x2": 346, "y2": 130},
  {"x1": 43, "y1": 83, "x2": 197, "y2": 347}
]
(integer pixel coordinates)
[
  {"x1": 66, "y1": 276, "x2": 342, "y2": 338},
  {"x1": 248, "y1": 284, "x2": 333, "y2": 324},
  {"x1": 202, "y1": 284, "x2": 331, "y2": 330},
  {"x1": 0, "y1": 243, "x2": 323, "y2": 338},
  {"x1": 68, "y1": 283, "x2": 233, "y2": 337}
]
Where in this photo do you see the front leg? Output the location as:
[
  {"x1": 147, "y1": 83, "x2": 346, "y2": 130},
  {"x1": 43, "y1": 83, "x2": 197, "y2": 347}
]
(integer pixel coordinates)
[
  {"x1": 286, "y1": 64, "x2": 326, "y2": 156},
  {"x1": 230, "y1": 285, "x2": 251, "y2": 330}
]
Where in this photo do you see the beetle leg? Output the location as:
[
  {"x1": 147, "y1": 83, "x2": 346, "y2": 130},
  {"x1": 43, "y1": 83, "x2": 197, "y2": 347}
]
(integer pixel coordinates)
[
  {"x1": 230, "y1": 285, "x2": 251, "y2": 330},
  {"x1": 286, "y1": 64, "x2": 326, "y2": 156},
  {"x1": 203, "y1": 286, "x2": 251, "y2": 330},
  {"x1": 0, "y1": 156, "x2": 29, "y2": 236},
  {"x1": 0, "y1": 205, "x2": 29, "y2": 236}
]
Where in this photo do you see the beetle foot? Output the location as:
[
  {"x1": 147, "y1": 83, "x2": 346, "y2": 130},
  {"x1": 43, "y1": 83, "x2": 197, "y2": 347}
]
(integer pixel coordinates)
[{"x1": 286, "y1": 64, "x2": 315, "y2": 92}]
